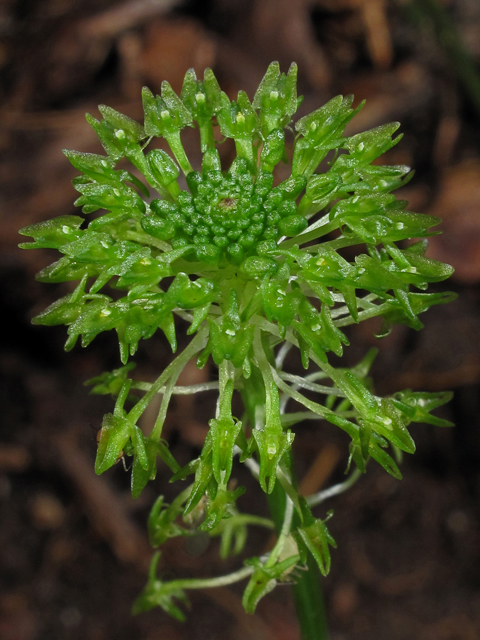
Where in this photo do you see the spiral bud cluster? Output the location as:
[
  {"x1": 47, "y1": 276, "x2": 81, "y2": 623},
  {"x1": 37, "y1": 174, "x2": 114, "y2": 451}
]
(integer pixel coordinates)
[{"x1": 141, "y1": 157, "x2": 307, "y2": 267}]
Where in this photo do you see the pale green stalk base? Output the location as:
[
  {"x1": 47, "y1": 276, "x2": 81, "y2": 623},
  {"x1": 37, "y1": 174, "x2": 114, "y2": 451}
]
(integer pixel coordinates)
[{"x1": 267, "y1": 480, "x2": 328, "y2": 640}]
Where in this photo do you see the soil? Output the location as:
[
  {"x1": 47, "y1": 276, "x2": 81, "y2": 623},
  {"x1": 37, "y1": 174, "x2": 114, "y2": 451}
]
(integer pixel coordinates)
[{"x1": 1, "y1": 1, "x2": 480, "y2": 638}]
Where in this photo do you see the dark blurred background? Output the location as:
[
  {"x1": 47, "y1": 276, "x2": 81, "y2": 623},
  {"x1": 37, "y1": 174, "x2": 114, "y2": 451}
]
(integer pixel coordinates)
[{"x1": 1, "y1": 0, "x2": 480, "y2": 638}]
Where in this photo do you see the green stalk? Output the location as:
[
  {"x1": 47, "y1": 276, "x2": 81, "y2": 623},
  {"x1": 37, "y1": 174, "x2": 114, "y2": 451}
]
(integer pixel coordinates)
[
  {"x1": 291, "y1": 554, "x2": 329, "y2": 640},
  {"x1": 267, "y1": 482, "x2": 329, "y2": 640}
]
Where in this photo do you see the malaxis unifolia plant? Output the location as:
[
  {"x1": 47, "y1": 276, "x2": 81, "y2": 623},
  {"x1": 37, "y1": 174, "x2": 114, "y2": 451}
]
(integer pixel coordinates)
[{"x1": 20, "y1": 62, "x2": 455, "y2": 628}]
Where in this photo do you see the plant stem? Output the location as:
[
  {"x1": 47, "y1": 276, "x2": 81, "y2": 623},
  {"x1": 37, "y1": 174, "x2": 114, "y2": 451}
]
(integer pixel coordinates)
[
  {"x1": 128, "y1": 328, "x2": 208, "y2": 427},
  {"x1": 164, "y1": 565, "x2": 254, "y2": 591},
  {"x1": 291, "y1": 554, "x2": 329, "y2": 640},
  {"x1": 267, "y1": 479, "x2": 329, "y2": 640}
]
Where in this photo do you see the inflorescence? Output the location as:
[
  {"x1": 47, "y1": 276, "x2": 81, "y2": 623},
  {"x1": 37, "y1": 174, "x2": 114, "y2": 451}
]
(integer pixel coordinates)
[{"x1": 20, "y1": 62, "x2": 455, "y2": 619}]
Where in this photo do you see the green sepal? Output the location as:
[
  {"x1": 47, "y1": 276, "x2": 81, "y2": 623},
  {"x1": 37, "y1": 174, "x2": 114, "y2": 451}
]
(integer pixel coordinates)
[
  {"x1": 63, "y1": 149, "x2": 117, "y2": 183},
  {"x1": 368, "y1": 433, "x2": 402, "y2": 479},
  {"x1": 295, "y1": 299, "x2": 349, "y2": 358},
  {"x1": 297, "y1": 172, "x2": 343, "y2": 216},
  {"x1": 385, "y1": 245, "x2": 455, "y2": 285},
  {"x1": 170, "y1": 458, "x2": 200, "y2": 483},
  {"x1": 253, "y1": 61, "x2": 298, "y2": 135},
  {"x1": 132, "y1": 552, "x2": 189, "y2": 620},
  {"x1": 98, "y1": 104, "x2": 145, "y2": 141},
  {"x1": 183, "y1": 433, "x2": 214, "y2": 516},
  {"x1": 165, "y1": 272, "x2": 217, "y2": 309},
  {"x1": 242, "y1": 553, "x2": 300, "y2": 614},
  {"x1": 344, "y1": 210, "x2": 441, "y2": 245},
  {"x1": 73, "y1": 180, "x2": 146, "y2": 215},
  {"x1": 209, "y1": 376, "x2": 243, "y2": 486},
  {"x1": 217, "y1": 91, "x2": 259, "y2": 170},
  {"x1": 208, "y1": 290, "x2": 255, "y2": 367},
  {"x1": 131, "y1": 425, "x2": 149, "y2": 469},
  {"x1": 293, "y1": 503, "x2": 336, "y2": 576},
  {"x1": 200, "y1": 483, "x2": 246, "y2": 532},
  {"x1": 187, "y1": 303, "x2": 211, "y2": 335},
  {"x1": 303, "y1": 247, "x2": 358, "y2": 289},
  {"x1": 241, "y1": 256, "x2": 279, "y2": 278},
  {"x1": 240, "y1": 364, "x2": 266, "y2": 427},
  {"x1": 375, "y1": 398, "x2": 416, "y2": 454},
  {"x1": 148, "y1": 488, "x2": 193, "y2": 546},
  {"x1": 90, "y1": 247, "x2": 169, "y2": 293},
  {"x1": 261, "y1": 277, "x2": 303, "y2": 336},
  {"x1": 141, "y1": 214, "x2": 175, "y2": 241},
  {"x1": 156, "y1": 442, "x2": 181, "y2": 475},
  {"x1": 84, "y1": 362, "x2": 136, "y2": 397},
  {"x1": 146, "y1": 149, "x2": 180, "y2": 197},
  {"x1": 392, "y1": 390, "x2": 454, "y2": 427},
  {"x1": 293, "y1": 94, "x2": 363, "y2": 177},
  {"x1": 260, "y1": 128, "x2": 285, "y2": 172},
  {"x1": 252, "y1": 427, "x2": 295, "y2": 494},
  {"x1": 34, "y1": 255, "x2": 99, "y2": 284},
  {"x1": 181, "y1": 67, "x2": 222, "y2": 151},
  {"x1": 379, "y1": 290, "x2": 457, "y2": 334},
  {"x1": 142, "y1": 84, "x2": 192, "y2": 138},
  {"x1": 19, "y1": 215, "x2": 84, "y2": 250},
  {"x1": 86, "y1": 109, "x2": 145, "y2": 162},
  {"x1": 131, "y1": 437, "x2": 160, "y2": 498},
  {"x1": 342, "y1": 121, "x2": 402, "y2": 166},
  {"x1": 32, "y1": 282, "x2": 98, "y2": 328},
  {"x1": 142, "y1": 84, "x2": 193, "y2": 174},
  {"x1": 292, "y1": 321, "x2": 327, "y2": 364},
  {"x1": 94, "y1": 412, "x2": 130, "y2": 474},
  {"x1": 210, "y1": 414, "x2": 243, "y2": 485},
  {"x1": 354, "y1": 164, "x2": 413, "y2": 194}
]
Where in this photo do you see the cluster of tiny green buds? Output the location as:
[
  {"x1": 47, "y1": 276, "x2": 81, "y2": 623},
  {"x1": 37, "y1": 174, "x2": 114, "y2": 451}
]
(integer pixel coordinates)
[{"x1": 20, "y1": 62, "x2": 455, "y2": 619}]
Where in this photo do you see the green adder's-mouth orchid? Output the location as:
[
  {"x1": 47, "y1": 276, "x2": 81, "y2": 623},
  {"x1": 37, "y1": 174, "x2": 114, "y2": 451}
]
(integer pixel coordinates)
[{"x1": 20, "y1": 62, "x2": 455, "y2": 622}]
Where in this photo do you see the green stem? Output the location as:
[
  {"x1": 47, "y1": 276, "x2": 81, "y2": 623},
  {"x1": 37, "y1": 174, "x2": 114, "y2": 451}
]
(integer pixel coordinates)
[
  {"x1": 165, "y1": 130, "x2": 193, "y2": 175},
  {"x1": 306, "y1": 467, "x2": 363, "y2": 508},
  {"x1": 227, "y1": 514, "x2": 275, "y2": 529},
  {"x1": 291, "y1": 554, "x2": 329, "y2": 640},
  {"x1": 279, "y1": 216, "x2": 338, "y2": 249},
  {"x1": 264, "y1": 494, "x2": 294, "y2": 568},
  {"x1": 132, "y1": 380, "x2": 220, "y2": 394},
  {"x1": 267, "y1": 481, "x2": 329, "y2": 640},
  {"x1": 128, "y1": 328, "x2": 208, "y2": 427},
  {"x1": 164, "y1": 565, "x2": 255, "y2": 592}
]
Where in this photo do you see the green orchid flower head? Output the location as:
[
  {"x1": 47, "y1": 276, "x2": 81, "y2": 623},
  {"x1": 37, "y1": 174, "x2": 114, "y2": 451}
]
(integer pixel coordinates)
[{"x1": 20, "y1": 62, "x2": 456, "y2": 620}]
